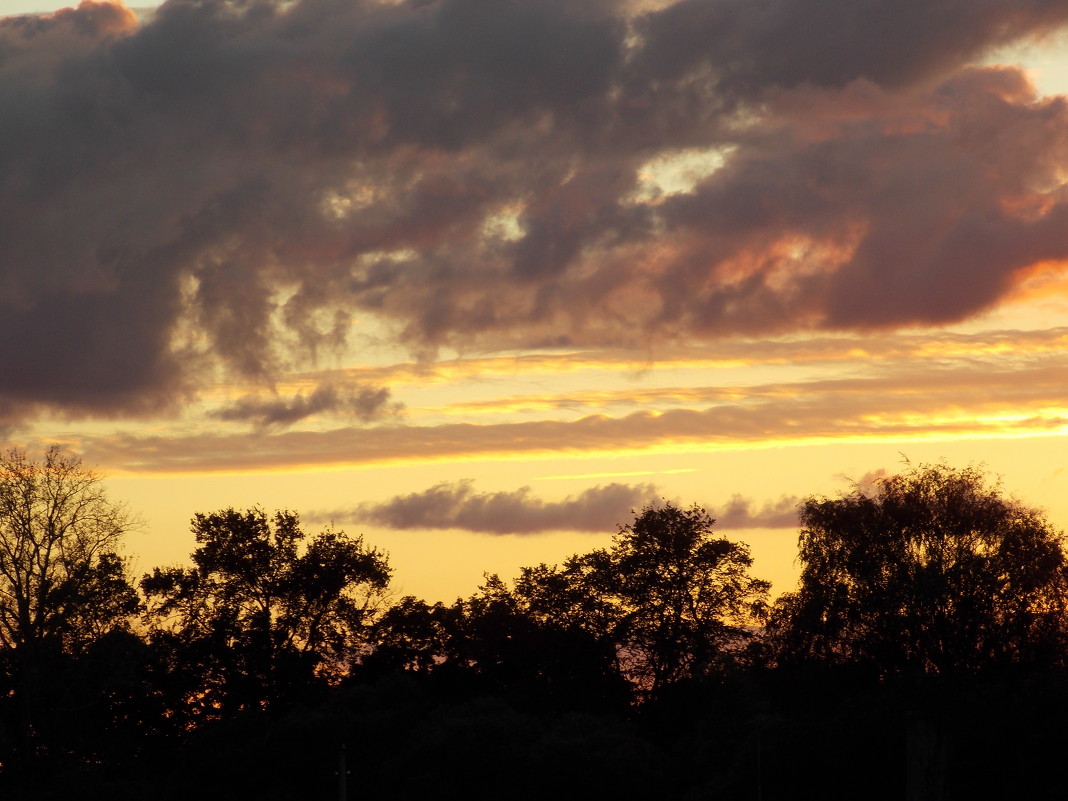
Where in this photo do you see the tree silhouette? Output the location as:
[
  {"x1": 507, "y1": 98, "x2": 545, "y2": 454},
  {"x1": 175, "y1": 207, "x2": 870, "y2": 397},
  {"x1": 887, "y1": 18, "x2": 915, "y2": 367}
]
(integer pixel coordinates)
[
  {"x1": 769, "y1": 463, "x2": 1068, "y2": 678},
  {"x1": 142, "y1": 508, "x2": 391, "y2": 720},
  {"x1": 365, "y1": 505, "x2": 771, "y2": 706},
  {"x1": 502, "y1": 502, "x2": 770, "y2": 699},
  {"x1": 363, "y1": 595, "x2": 456, "y2": 675},
  {"x1": 0, "y1": 446, "x2": 138, "y2": 655},
  {"x1": 0, "y1": 446, "x2": 140, "y2": 759},
  {"x1": 602, "y1": 502, "x2": 770, "y2": 694}
]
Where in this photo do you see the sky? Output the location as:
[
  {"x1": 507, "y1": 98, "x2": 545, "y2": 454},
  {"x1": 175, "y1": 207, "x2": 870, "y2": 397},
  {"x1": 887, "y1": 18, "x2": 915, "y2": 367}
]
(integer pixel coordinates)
[{"x1": 4, "y1": 0, "x2": 1068, "y2": 603}]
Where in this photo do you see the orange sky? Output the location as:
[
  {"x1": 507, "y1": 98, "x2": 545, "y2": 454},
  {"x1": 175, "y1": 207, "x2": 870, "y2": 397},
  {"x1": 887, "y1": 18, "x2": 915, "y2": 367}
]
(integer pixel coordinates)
[{"x1": 5, "y1": 0, "x2": 1068, "y2": 603}]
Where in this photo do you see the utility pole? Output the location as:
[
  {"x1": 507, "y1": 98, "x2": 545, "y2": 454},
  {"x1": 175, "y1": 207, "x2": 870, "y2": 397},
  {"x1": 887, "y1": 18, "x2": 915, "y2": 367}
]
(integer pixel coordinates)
[{"x1": 337, "y1": 744, "x2": 350, "y2": 801}]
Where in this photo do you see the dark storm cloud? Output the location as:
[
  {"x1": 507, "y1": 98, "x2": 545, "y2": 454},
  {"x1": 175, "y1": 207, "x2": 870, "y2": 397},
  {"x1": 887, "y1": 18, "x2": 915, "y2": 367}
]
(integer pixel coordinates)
[
  {"x1": 211, "y1": 380, "x2": 399, "y2": 428},
  {"x1": 4, "y1": 0, "x2": 1068, "y2": 421},
  {"x1": 649, "y1": 68, "x2": 1068, "y2": 335},
  {"x1": 632, "y1": 0, "x2": 1068, "y2": 93},
  {"x1": 310, "y1": 479, "x2": 662, "y2": 534}
]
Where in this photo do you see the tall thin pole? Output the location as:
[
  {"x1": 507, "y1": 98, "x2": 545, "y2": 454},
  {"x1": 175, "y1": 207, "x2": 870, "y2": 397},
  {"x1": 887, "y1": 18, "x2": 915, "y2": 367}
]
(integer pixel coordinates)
[
  {"x1": 756, "y1": 729, "x2": 763, "y2": 801},
  {"x1": 338, "y1": 744, "x2": 349, "y2": 801}
]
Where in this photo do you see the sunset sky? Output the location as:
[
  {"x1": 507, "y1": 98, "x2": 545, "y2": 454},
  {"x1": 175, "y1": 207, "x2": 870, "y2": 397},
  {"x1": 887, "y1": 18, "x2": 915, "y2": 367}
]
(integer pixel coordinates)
[{"x1": 4, "y1": 0, "x2": 1068, "y2": 603}]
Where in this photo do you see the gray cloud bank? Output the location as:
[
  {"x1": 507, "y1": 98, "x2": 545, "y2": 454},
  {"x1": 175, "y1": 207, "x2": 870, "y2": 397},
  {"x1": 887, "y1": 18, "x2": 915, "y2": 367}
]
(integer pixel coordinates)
[
  {"x1": 307, "y1": 479, "x2": 799, "y2": 534},
  {"x1": 4, "y1": 0, "x2": 1068, "y2": 422}
]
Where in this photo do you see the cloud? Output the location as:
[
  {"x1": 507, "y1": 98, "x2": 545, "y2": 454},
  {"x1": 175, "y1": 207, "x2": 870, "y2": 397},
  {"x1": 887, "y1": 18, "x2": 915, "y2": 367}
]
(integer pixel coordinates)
[
  {"x1": 714, "y1": 493, "x2": 801, "y2": 529},
  {"x1": 4, "y1": 0, "x2": 1068, "y2": 422},
  {"x1": 307, "y1": 479, "x2": 799, "y2": 535},
  {"x1": 70, "y1": 339, "x2": 1068, "y2": 474},
  {"x1": 856, "y1": 468, "x2": 891, "y2": 491},
  {"x1": 631, "y1": 0, "x2": 1068, "y2": 93},
  {"x1": 210, "y1": 381, "x2": 400, "y2": 428},
  {"x1": 309, "y1": 480, "x2": 662, "y2": 535},
  {"x1": 309, "y1": 326, "x2": 1068, "y2": 392}
]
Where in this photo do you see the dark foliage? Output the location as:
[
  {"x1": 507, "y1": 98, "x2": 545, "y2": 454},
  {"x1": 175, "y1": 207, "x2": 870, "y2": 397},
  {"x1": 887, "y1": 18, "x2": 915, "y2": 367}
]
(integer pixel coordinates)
[
  {"x1": 508, "y1": 502, "x2": 770, "y2": 700},
  {"x1": 0, "y1": 447, "x2": 141, "y2": 770},
  {"x1": 4, "y1": 464, "x2": 1068, "y2": 799},
  {"x1": 141, "y1": 508, "x2": 391, "y2": 721},
  {"x1": 768, "y1": 462, "x2": 1068, "y2": 679},
  {"x1": 362, "y1": 502, "x2": 769, "y2": 707}
]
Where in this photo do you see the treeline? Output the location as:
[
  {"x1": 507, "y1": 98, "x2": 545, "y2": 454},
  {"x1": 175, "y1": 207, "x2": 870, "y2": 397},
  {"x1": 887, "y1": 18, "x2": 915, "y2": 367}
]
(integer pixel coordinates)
[{"x1": 1, "y1": 449, "x2": 1067, "y2": 799}]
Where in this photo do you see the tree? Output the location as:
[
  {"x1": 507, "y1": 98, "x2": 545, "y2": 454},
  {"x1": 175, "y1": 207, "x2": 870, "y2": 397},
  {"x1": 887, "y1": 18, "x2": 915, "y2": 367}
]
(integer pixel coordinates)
[
  {"x1": 142, "y1": 508, "x2": 391, "y2": 719},
  {"x1": 361, "y1": 504, "x2": 768, "y2": 706},
  {"x1": 0, "y1": 446, "x2": 138, "y2": 656},
  {"x1": 599, "y1": 503, "x2": 770, "y2": 694},
  {"x1": 507, "y1": 502, "x2": 769, "y2": 699},
  {"x1": 364, "y1": 595, "x2": 456, "y2": 676},
  {"x1": 0, "y1": 446, "x2": 140, "y2": 762},
  {"x1": 769, "y1": 463, "x2": 1068, "y2": 678}
]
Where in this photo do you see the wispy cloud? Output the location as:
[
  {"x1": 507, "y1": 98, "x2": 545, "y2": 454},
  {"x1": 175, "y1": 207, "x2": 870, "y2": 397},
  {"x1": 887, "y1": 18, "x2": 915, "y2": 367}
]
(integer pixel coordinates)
[
  {"x1": 210, "y1": 381, "x2": 400, "y2": 429},
  {"x1": 72, "y1": 351, "x2": 1068, "y2": 474},
  {"x1": 276, "y1": 326, "x2": 1068, "y2": 399}
]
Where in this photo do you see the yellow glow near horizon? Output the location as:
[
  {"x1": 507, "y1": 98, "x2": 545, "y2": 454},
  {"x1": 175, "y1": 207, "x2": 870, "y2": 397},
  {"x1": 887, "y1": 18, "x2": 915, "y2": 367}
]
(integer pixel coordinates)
[{"x1": 537, "y1": 468, "x2": 698, "y2": 481}]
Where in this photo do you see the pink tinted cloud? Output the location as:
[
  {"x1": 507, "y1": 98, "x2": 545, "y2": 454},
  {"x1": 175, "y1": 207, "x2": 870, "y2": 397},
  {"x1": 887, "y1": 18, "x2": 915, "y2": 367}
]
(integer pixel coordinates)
[{"x1": 2, "y1": 0, "x2": 1068, "y2": 422}]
